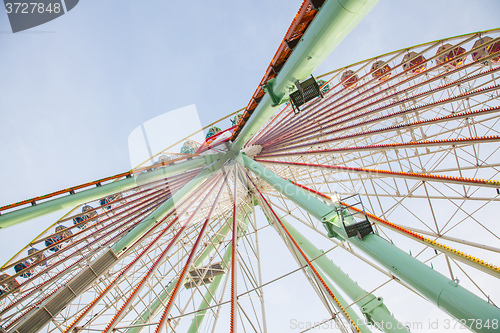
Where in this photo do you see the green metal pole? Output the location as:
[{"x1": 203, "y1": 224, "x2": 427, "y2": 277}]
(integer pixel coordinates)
[
  {"x1": 277, "y1": 214, "x2": 410, "y2": 333},
  {"x1": 125, "y1": 204, "x2": 254, "y2": 333},
  {"x1": 260, "y1": 209, "x2": 371, "y2": 333},
  {"x1": 187, "y1": 208, "x2": 254, "y2": 333},
  {"x1": 241, "y1": 154, "x2": 500, "y2": 333},
  {"x1": 125, "y1": 237, "x2": 232, "y2": 333},
  {"x1": 125, "y1": 241, "x2": 226, "y2": 333},
  {"x1": 125, "y1": 278, "x2": 178, "y2": 333},
  {"x1": 10, "y1": 165, "x2": 219, "y2": 333},
  {"x1": 230, "y1": 0, "x2": 379, "y2": 152},
  {"x1": 0, "y1": 154, "x2": 219, "y2": 230},
  {"x1": 187, "y1": 241, "x2": 233, "y2": 333}
]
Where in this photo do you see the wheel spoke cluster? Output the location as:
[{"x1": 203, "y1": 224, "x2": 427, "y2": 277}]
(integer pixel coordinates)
[{"x1": 1, "y1": 29, "x2": 500, "y2": 333}]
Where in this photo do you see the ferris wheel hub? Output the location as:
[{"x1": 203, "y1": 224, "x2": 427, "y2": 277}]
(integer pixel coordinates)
[{"x1": 241, "y1": 145, "x2": 262, "y2": 158}]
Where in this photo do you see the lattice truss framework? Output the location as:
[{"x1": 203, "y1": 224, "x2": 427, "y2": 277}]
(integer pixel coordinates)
[{"x1": 1, "y1": 29, "x2": 500, "y2": 333}]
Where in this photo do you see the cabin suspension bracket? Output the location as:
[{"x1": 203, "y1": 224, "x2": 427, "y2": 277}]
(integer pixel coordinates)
[
  {"x1": 262, "y1": 78, "x2": 287, "y2": 106},
  {"x1": 359, "y1": 295, "x2": 387, "y2": 325},
  {"x1": 321, "y1": 209, "x2": 342, "y2": 239}
]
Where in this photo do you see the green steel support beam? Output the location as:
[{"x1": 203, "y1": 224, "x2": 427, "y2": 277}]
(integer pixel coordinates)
[
  {"x1": 241, "y1": 154, "x2": 500, "y2": 333},
  {"x1": 125, "y1": 231, "x2": 226, "y2": 333},
  {"x1": 11, "y1": 164, "x2": 218, "y2": 333},
  {"x1": 276, "y1": 214, "x2": 410, "y2": 333},
  {"x1": 187, "y1": 206, "x2": 254, "y2": 333},
  {"x1": 0, "y1": 154, "x2": 220, "y2": 230},
  {"x1": 186, "y1": 240, "x2": 233, "y2": 333},
  {"x1": 125, "y1": 278, "x2": 178, "y2": 333},
  {"x1": 259, "y1": 208, "x2": 371, "y2": 333},
  {"x1": 125, "y1": 202, "x2": 254, "y2": 333},
  {"x1": 230, "y1": 0, "x2": 379, "y2": 151}
]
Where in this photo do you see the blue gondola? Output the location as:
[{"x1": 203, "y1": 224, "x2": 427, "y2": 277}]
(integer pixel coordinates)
[
  {"x1": 45, "y1": 235, "x2": 63, "y2": 252},
  {"x1": 99, "y1": 197, "x2": 112, "y2": 210},
  {"x1": 14, "y1": 261, "x2": 33, "y2": 278},
  {"x1": 73, "y1": 215, "x2": 88, "y2": 229},
  {"x1": 45, "y1": 225, "x2": 72, "y2": 252},
  {"x1": 55, "y1": 225, "x2": 72, "y2": 241},
  {"x1": 317, "y1": 79, "x2": 330, "y2": 94},
  {"x1": 82, "y1": 205, "x2": 98, "y2": 220}
]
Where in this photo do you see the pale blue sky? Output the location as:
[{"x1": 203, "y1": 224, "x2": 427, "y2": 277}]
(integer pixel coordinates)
[
  {"x1": 1, "y1": 0, "x2": 499, "y2": 205},
  {"x1": 0, "y1": 0, "x2": 499, "y2": 330}
]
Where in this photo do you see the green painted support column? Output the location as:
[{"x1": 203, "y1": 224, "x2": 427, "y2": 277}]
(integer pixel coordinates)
[
  {"x1": 187, "y1": 241, "x2": 233, "y2": 333},
  {"x1": 277, "y1": 215, "x2": 410, "y2": 333},
  {"x1": 125, "y1": 235, "x2": 231, "y2": 333},
  {"x1": 187, "y1": 209, "x2": 254, "y2": 333},
  {"x1": 260, "y1": 209, "x2": 371, "y2": 333},
  {"x1": 0, "y1": 154, "x2": 219, "y2": 230},
  {"x1": 115, "y1": 218, "x2": 233, "y2": 333},
  {"x1": 231, "y1": 0, "x2": 379, "y2": 151},
  {"x1": 11, "y1": 163, "x2": 220, "y2": 333},
  {"x1": 125, "y1": 278, "x2": 178, "y2": 333},
  {"x1": 125, "y1": 204, "x2": 254, "y2": 333},
  {"x1": 241, "y1": 154, "x2": 500, "y2": 333}
]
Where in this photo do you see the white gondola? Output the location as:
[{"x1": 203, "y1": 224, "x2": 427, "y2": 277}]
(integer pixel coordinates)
[
  {"x1": 28, "y1": 248, "x2": 47, "y2": 266},
  {"x1": 0, "y1": 273, "x2": 20, "y2": 294}
]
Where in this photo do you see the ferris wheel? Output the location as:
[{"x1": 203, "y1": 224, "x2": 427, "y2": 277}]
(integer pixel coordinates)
[{"x1": 1, "y1": 1, "x2": 500, "y2": 333}]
